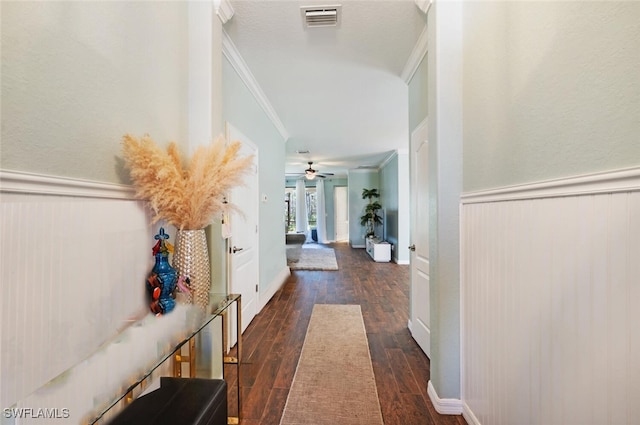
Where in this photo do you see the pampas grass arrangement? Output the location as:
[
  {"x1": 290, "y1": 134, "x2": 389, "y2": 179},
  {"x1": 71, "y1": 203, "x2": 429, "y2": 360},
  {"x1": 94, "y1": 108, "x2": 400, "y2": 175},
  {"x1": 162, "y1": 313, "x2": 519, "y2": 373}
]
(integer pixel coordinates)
[{"x1": 122, "y1": 134, "x2": 253, "y2": 230}]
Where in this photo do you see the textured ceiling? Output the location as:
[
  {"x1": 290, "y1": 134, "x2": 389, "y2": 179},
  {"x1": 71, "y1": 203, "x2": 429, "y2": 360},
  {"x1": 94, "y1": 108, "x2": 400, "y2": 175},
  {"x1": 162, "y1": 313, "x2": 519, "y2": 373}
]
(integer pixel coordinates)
[{"x1": 224, "y1": 0, "x2": 426, "y2": 177}]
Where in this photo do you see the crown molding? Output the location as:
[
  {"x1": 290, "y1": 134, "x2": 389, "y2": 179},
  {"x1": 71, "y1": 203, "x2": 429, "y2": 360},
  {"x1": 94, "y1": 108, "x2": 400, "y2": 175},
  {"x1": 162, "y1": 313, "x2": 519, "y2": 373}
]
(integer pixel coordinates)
[
  {"x1": 349, "y1": 168, "x2": 379, "y2": 174},
  {"x1": 415, "y1": 0, "x2": 433, "y2": 15},
  {"x1": 401, "y1": 26, "x2": 429, "y2": 83},
  {"x1": 0, "y1": 169, "x2": 136, "y2": 199},
  {"x1": 221, "y1": 30, "x2": 290, "y2": 142},
  {"x1": 380, "y1": 151, "x2": 398, "y2": 169},
  {"x1": 215, "y1": 0, "x2": 234, "y2": 24}
]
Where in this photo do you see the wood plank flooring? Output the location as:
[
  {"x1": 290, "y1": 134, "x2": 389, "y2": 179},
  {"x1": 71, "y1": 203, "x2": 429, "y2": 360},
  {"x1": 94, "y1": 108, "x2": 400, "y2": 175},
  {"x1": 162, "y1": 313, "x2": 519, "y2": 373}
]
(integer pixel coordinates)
[{"x1": 225, "y1": 242, "x2": 467, "y2": 425}]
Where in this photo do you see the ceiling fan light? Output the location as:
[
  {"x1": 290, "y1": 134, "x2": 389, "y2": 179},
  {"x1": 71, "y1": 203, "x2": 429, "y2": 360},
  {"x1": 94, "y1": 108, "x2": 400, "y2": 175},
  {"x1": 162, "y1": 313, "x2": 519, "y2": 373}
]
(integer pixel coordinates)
[{"x1": 305, "y1": 171, "x2": 316, "y2": 180}]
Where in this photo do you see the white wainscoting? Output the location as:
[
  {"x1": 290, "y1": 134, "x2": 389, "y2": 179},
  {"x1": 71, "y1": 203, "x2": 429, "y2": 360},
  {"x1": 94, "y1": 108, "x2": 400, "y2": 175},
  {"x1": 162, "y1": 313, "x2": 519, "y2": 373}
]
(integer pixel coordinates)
[
  {"x1": 460, "y1": 168, "x2": 640, "y2": 425},
  {"x1": 0, "y1": 171, "x2": 157, "y2": 411}
]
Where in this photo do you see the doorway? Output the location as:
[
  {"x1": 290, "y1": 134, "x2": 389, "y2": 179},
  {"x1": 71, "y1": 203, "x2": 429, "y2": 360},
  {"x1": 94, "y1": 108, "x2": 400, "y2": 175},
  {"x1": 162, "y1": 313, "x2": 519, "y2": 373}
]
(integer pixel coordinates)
[
  {"x1": 409, "y1": 118, "x2": 430, "y2": 357},
  {"x1": 334, "y1": 186, "x2": 348, "y2": 242},
  {"x1": 226, "y1": 122, "x2": 259, "y2": 347}
]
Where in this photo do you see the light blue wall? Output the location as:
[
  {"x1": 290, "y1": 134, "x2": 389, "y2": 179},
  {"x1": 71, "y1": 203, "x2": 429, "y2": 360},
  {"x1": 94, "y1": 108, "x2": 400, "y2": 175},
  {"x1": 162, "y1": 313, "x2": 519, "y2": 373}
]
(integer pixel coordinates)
[
  {"x1": 408, "y1": 54, "x2": 428, "y2": 133},
  {"x1": 348, "y1": 170, "x2": 379, "y2": 247},
  {"x1": 462, "y1": 1, "x2": 640, "y2": 191},
  {"x1": 380, "y1": 155, "x2": 399, "y2": 248},
  {"x1": 379, "y1": 153, "x2": 410, "y2": 264},
  {"x1": 427, "y1": 1, "x2": 463, "y2": 400},
  {"x1": 396, "y1": 151, "x2": 410, "y2": 264},
  {"x1": 1, "y1": 1, "x2": 190, "y2": 183},
  {"x1": 285, "y1": 177, "x2": 348, "y2": 241},
  {"x1": 223, "y1": 58, "x2": 287, "y2": 295}
]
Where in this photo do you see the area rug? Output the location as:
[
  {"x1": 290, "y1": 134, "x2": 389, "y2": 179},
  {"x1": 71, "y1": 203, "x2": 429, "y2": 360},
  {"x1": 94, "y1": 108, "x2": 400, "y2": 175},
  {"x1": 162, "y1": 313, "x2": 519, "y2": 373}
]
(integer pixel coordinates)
[
  {"x1": 287, "y1": 245, "x2": 338, "y2": 271},
  {"x1": 280, "y1": 304, "x2": 384, "y2": 425}
]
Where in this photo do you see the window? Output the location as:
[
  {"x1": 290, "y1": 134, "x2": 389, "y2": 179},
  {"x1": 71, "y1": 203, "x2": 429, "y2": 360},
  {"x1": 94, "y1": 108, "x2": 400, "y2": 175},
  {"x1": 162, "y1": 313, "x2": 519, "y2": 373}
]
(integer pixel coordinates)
[
  {"x1": 285, "y1": 190, "x2": 295, "y2": 232},
  {"x1": 306, "y1": 188, "x2": 317, "y2": 228},
  {"x1": 284, "y1": 187, "x2": 317, "y2": 233}
]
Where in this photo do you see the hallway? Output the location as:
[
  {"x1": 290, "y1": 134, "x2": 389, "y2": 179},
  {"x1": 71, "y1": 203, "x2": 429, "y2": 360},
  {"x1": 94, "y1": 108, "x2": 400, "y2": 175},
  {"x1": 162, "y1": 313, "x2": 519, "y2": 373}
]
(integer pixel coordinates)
[{"x1": 226, "y1": 243, "x2": 467, "y2": 425}]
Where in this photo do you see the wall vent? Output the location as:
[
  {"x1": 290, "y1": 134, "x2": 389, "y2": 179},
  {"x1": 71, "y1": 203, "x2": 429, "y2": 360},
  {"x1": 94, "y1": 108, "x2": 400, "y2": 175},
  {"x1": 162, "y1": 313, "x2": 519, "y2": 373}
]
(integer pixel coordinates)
[{"x1": 301, "y1": 5, "x2": 341, "y2": 28}]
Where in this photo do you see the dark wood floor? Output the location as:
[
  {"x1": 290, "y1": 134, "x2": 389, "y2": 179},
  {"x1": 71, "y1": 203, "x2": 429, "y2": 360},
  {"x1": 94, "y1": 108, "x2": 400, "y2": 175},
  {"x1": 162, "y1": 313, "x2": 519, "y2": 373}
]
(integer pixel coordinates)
[{"x1": 225, "y1": 242, "x2": 467, "y2": 425}]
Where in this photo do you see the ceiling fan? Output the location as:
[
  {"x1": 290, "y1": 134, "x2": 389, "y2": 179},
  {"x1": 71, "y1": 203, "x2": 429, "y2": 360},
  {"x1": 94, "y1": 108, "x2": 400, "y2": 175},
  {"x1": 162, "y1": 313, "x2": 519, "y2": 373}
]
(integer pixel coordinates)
[{"x1": 287, "y1": 161, "x2": 335, "y2": 180}]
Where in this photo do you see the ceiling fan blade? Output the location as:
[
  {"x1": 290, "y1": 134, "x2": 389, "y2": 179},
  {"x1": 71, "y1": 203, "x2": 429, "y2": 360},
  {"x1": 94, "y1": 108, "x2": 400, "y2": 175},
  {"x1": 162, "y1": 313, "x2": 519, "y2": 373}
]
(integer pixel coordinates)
[{"x1": 287, "y1": 161, "x2": 336, "y2": 180}]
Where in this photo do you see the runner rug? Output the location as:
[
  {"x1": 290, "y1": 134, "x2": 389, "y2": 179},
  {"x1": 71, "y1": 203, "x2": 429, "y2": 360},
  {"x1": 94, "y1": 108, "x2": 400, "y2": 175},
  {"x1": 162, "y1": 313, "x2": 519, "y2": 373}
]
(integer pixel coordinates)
[
  {"x1": 280, "y1": 304, "x2": 384, "y2": 425},
  {"x1": 287, "y1": 246, "x2": 339, "y2": 271}
]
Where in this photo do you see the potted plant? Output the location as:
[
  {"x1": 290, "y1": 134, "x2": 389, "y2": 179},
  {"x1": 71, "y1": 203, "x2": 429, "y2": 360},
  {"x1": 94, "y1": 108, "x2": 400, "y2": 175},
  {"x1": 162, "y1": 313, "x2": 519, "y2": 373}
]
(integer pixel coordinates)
[{"x1": 360, "y1": 188, "x2": 382, "y2": 239}]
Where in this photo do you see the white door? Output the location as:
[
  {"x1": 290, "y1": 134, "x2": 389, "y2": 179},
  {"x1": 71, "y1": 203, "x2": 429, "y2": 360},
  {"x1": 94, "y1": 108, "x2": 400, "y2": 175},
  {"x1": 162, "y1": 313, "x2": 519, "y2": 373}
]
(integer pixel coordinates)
[
  {"x1": 227, "y1": 123, "x2": 259, "y2": 347},
  {"x1": 334, "y1": 186, "x2": 349, "y2": 242},
  {"x1": 410, "y1": 118, "x2": 430, "y2": 357}
]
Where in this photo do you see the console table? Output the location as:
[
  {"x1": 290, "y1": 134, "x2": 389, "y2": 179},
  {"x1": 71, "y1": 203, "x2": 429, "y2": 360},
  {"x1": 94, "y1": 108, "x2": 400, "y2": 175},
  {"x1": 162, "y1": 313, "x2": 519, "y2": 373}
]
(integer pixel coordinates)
[
  {"x1": 97, "y1": 293, "x2": 242, "y2": 424},
  {"x1": 10, "y1": 293, "x2": 243, "y2": 425}
]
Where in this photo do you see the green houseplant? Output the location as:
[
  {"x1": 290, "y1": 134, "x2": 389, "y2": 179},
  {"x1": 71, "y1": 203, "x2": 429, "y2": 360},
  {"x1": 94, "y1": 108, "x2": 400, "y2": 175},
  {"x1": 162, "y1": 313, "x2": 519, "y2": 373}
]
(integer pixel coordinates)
[{"x1": 360, "y1": 188, "x2": 382, "y2": 238}]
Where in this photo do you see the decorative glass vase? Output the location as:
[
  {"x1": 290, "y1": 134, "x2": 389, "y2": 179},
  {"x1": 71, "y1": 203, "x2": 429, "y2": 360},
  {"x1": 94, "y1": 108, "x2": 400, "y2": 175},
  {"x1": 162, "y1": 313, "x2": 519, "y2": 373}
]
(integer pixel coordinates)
[
  {"x1": 173, "y1": 229, "x2": 211, "y2": 309},
  {"x1": 148, "y1": 252, "x2": 177, "y2": 315}
]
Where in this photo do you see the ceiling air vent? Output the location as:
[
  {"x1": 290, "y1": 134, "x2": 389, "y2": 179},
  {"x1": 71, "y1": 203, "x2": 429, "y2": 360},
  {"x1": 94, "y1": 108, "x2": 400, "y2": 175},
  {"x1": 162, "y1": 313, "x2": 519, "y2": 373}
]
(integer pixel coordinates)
[{"x1": 301, "y1": 5, "x2": 341, "y2": 28}]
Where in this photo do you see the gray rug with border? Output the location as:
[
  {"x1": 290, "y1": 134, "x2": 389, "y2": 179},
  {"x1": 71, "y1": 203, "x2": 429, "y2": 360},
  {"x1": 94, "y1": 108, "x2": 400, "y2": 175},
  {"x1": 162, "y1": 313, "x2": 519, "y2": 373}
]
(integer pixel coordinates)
[
  {"x1": 280, "y1": 304, "x2": 384, "y2": 425},
  {"x1": 287, "y1": 245, "x2": 338, "y2": 271}
]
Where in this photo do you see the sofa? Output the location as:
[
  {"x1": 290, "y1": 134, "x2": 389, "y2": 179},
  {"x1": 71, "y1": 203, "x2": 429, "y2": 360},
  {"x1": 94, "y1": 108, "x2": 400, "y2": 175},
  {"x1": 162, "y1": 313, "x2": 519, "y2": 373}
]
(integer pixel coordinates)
[
  {"x1": 285, "y1": 233, "x2": 305, "y2": 264},
  {"x1": 285, "y1": 232, "x2": 306, "y2": 245}
]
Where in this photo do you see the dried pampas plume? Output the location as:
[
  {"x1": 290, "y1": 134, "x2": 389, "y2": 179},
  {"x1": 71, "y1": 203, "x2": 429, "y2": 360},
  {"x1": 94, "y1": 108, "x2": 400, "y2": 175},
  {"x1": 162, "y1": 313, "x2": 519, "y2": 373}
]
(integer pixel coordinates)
[{"x1": 122, "y1": 134, "x2": 254, "y2": 230}]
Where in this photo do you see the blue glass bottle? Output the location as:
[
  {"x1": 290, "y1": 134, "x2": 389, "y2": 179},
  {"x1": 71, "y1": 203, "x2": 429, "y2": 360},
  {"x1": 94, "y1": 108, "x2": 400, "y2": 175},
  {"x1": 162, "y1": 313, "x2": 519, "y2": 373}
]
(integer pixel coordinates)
[
  {"x1": 147, "y1": 228, "x2": 177, "y2": 315},
  {"x1": 153, "y1": 252, "x2": 177, "y2": 314}
]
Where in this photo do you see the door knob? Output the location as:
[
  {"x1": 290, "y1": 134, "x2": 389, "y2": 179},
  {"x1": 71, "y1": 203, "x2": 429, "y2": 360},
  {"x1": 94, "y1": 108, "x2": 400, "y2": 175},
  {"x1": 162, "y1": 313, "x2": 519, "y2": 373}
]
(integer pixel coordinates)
[
  {"x1": 232, "y1": 246, "x2": 244, "y2": 253},
  {"x1": 408, "y1": 244, "x2": 416, "y2": 251}
]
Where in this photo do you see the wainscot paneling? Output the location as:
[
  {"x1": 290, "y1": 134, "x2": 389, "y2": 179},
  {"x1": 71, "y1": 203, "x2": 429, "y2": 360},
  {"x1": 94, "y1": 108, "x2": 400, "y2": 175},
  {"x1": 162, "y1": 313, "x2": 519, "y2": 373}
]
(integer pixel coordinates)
[
  {"x1": 0, "y1": 171, "x2": 157, "y2": 412},
  {"x1": 460, "y1": 168, "x2": 640, "y2": 425}
]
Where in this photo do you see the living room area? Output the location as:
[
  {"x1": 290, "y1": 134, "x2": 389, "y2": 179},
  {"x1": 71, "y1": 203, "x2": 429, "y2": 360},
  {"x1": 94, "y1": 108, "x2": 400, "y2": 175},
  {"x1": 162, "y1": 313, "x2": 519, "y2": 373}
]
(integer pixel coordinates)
[{"x1": 284, "y1": 154, "x2": 410, "y2": 271}]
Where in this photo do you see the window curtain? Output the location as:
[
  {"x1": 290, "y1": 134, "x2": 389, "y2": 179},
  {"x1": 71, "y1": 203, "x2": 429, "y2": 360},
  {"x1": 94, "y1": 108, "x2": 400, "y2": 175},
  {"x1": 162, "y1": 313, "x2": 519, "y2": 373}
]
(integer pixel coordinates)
[
  {"x1": 316, "y1": 179, "x2": 327, "y2": 243},
  {"x1": 295, "y1": 179, "x2": 308, "y2": 238}
]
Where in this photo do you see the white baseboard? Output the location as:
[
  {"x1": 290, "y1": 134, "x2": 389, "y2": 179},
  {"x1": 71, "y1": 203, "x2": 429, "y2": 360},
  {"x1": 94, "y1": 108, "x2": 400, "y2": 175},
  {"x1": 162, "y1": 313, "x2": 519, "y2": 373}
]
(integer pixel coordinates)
[
  {"x1": 395, "y1": 258, "x2": 410, "y2": 265},
  {"x1": 427, "y1": 381, "x2": 463, "y2": 415},
  {"x1": 462, "y1": 402, "x2": 481, "y2": 425},
  {"x1": 258, "y1": 266, "x2": 290, "y2": 312}
]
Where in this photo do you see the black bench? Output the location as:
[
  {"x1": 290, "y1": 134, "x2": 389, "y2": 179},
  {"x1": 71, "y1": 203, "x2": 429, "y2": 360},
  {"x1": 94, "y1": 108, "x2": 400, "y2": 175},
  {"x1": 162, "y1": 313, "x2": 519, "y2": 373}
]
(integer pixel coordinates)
[{"x1": 109, "y1": 377, "x2": 227, "y2": 425}]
